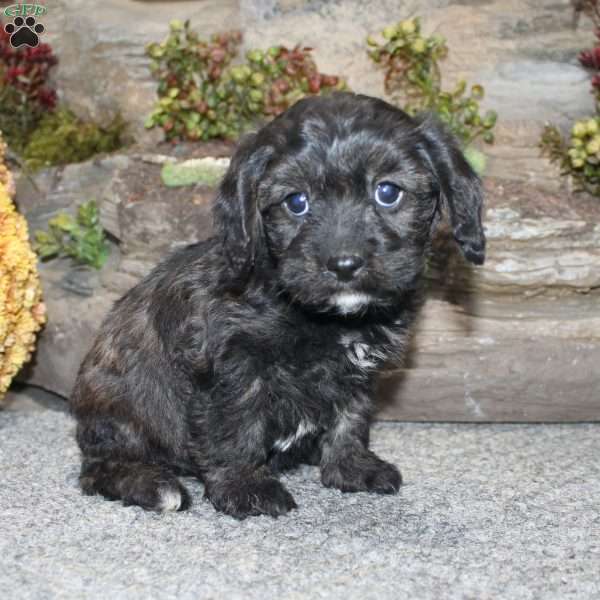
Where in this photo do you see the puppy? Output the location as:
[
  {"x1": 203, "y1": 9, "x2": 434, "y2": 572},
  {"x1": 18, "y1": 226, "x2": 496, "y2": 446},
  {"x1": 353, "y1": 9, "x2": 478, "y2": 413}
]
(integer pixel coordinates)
[{"x1": 70, "y1": 92, "x2": 485, "y2": 518}]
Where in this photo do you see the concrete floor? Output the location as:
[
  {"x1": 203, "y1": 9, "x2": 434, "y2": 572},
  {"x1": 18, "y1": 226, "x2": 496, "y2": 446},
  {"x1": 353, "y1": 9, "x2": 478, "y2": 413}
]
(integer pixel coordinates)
[
  {"x1": 2, "y1": 385, "x2": 69, "y2": 413},
  {"x1": 1, "y1": 387, "x2": 599, "y2": 599}
]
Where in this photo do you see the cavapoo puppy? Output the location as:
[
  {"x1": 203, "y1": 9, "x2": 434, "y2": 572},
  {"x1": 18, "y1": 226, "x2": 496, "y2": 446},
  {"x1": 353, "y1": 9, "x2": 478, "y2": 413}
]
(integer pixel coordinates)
[{"x1": 70, "y1": 92, "x2": 485, "y2": 518}]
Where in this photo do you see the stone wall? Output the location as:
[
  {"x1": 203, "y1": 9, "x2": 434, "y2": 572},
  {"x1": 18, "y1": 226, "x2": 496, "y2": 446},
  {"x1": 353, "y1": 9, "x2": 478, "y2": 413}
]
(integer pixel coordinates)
[
  {"x1": 45, "y1": 0, "x2": 593, "y2": 183},
  {"x1": 15, "y1": 0, "x2": 600, "y2": 420},
  {"x1": 15, "y1": 153, "x2": 600, "y2": 421}
]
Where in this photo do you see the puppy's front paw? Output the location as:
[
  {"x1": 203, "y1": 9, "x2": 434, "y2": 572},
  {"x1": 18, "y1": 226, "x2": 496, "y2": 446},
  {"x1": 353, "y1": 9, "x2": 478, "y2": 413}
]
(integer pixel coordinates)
[
  {"x1": 205, "y1": 471, "x2": 297, "y2": 519},
  {"x1": 321, "y1": 451, "x2": 402, "y2": 495}
]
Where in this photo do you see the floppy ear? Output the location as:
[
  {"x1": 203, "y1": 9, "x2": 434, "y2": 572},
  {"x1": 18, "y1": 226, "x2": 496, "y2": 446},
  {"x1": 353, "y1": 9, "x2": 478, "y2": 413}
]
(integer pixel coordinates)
[
  {"x1": 418, "y1": 117, "x2": 486, "y2": 265},
  {"x1": 213, "y1": 135, "x2": 273, "y2": 280}
]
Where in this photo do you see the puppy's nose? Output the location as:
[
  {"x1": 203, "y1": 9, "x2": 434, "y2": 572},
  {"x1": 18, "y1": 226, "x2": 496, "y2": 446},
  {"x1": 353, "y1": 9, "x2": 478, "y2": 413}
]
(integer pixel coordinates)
[{"x1": 326, "y1": 255, "x2": 364, "y2": 281}]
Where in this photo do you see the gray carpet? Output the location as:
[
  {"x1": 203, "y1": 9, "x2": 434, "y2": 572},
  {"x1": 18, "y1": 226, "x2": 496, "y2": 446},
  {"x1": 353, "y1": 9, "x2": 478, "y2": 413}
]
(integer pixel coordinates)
[{"x1": 1, "y1": 409, "x2": 599, "y2": 600}]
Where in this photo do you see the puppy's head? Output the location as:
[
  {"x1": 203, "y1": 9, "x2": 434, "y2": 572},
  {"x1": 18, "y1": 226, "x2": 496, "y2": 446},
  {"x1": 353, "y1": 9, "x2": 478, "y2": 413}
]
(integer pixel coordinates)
[{"x1": 214, "y1": 93, "x2": 485, "y2": 314}]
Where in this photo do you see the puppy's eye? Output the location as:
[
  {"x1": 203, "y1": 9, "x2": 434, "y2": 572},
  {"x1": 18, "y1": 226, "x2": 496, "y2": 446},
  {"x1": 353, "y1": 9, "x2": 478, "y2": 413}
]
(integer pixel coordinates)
[
  {"x1": 284, "y1": 192, "x2": 309, "y2": 216},
  {"x1": 375, "y1": 182, "x2": 403, "y2": 208}
]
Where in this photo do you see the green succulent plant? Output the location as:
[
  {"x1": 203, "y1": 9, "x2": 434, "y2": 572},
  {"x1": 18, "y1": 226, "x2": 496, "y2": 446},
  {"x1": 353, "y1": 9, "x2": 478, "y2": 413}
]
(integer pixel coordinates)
[
  {"x1": 540, "y1": 5, "x2": 600, "y2": 196},
  {"x1": 367, "y1": 18, "x2": 497, "y2": 150},
  {"x1": 34, "y1": 200, "x2": 110, "y2": 270},
  {"x1": 145, "y1": 20, "x2": 347, "y2": 142}
]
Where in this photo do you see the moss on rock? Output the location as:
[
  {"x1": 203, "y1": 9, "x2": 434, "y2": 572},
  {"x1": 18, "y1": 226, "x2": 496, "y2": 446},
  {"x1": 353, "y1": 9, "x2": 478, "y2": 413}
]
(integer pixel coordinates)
[
  {"x1": 161, "y1": 157, "x2": 230, "y2": 187},
  {"x1": 23, "y1": 109, "x2": 127, "y2": 171}
]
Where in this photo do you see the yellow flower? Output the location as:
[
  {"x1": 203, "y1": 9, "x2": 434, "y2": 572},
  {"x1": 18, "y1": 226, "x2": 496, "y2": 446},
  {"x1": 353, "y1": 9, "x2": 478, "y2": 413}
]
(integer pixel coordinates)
[
  {"x1": 586, "y1": 118, "x2": 599, "y2": 135},
  {"x1": 0, "y1": 133, "x2": 46, "y2": 400},
  {"x1": 400, "y1": 19, "x2": 417, "y2": 35},
  {"x1": 586, "y1": 140, "x2": 600, "y2": 155},
  {"x1": 572, "y1": 121, "x2": 587, "y2": 139},
  {"x1": 382, "y1": 25, "x2": 398, "y2": 40},
  {"x1": 411, "y1": 38, "x2": 427, "y2": 54}
]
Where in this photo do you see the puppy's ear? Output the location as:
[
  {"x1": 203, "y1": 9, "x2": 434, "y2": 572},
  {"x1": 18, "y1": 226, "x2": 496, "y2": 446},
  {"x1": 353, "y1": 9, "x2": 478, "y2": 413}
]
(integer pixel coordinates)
[
  {"x1": 213, "y1": 135, "x2": 273, "y2": 280},
  {"x1": 418, "y1": 116, "x2": 486, "y2": 265}
]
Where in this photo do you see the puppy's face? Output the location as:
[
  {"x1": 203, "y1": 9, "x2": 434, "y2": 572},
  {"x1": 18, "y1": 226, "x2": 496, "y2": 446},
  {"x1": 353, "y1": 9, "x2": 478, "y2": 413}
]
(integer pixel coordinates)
[
  {"x1": 214, "y1": 93, "x2": 485, "y2": 315},
  {"x1": 259, "y1": 110, "x2": 440, "y2": 314}
]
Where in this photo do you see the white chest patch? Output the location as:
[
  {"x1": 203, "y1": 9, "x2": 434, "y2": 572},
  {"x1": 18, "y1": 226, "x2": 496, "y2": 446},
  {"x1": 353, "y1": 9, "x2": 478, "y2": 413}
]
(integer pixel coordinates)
[
  {"x1": 273, "y1": 421, "x2": 317, "y2": 452},
  {"x1": 341, "y1": 335, "x2": 384, "y2": 371},
  {"x1": 347, "y1": 342, "x2": 378, "y2": 369}
]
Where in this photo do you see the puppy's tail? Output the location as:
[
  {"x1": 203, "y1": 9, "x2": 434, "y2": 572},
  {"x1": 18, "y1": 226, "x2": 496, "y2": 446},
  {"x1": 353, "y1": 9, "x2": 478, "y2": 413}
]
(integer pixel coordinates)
[{"x1": 79, "y1": 457, "x2": 191, "y2": 512}]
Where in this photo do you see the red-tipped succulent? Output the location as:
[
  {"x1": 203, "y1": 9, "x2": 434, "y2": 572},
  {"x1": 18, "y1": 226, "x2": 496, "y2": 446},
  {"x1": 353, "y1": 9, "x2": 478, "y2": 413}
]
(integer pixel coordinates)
[
  {"x1": 145, "y1": 21, "x2": 346, "y2": 142},
  {"x1": 0, "y1": 22, "x2": 58, "y2": 149},
  {"x1": 579, "y1": 29, "x2": 600, "y2": 98}
]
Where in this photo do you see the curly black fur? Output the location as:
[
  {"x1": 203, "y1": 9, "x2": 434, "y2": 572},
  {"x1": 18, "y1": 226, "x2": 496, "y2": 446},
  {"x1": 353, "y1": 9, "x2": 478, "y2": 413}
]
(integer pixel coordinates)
[{"x1": 70, "y1": 93, "x2": 485, "y2": 518}]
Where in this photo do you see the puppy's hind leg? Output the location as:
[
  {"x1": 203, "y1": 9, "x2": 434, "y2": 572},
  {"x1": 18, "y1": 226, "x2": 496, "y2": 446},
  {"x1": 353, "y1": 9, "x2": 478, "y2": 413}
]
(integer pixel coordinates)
[
  {"x1": 75, "y1": 417, "x2": 190, "y2": 512},
  {"x1": 80, "y1": 457, "x2": 191, "y2": 512}
]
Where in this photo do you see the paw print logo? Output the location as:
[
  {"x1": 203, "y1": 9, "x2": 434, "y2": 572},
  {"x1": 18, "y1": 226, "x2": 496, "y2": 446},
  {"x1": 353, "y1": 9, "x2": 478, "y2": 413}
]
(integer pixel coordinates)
[{"x1": 4, "y1": 16, "x2": 45, "y2": 48}]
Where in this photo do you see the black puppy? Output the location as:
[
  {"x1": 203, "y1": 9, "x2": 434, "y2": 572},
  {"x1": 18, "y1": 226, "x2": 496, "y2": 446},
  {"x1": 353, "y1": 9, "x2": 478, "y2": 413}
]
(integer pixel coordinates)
[{"x1": 71, "y1": 93, "x2": 485, "y2": 518}]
